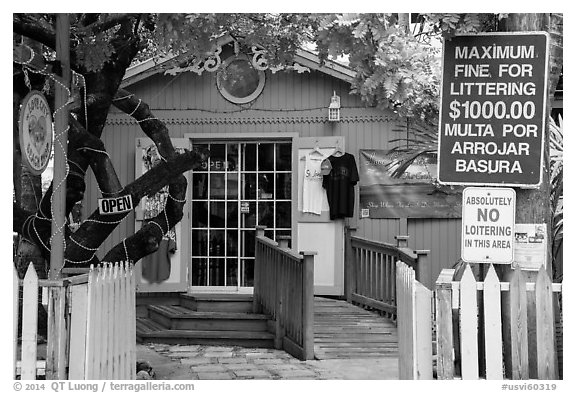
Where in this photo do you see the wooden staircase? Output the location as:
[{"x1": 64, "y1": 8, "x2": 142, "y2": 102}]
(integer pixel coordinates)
[{"x1": 136, "y1": 294, "x2": 275, "y2": 348}]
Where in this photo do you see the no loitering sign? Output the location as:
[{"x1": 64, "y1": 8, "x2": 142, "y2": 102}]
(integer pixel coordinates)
[{"x1": 461, "y1": 187, "x2": 516, "y2": 264}]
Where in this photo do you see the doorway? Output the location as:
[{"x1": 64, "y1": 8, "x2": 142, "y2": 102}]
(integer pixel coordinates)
[{"x1": 188, "y1": 140, "x2": 293, "y2": 292}]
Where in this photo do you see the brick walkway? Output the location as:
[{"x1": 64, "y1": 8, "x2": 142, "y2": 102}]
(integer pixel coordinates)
[{"x1": 138, "y1": 343, "x2": 399, "y2": 380}]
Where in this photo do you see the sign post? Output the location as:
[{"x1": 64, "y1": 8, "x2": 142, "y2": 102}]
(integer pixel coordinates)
[
  {"x1": 461, "y1": 187, "x2": 516, "y2": 264},
  {"x1": 438, "y1": 32, "x2": 549, "y2": 187}
]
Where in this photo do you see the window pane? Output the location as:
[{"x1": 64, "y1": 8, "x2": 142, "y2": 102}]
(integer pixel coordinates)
[
  {"x1": 210, "y1": 230, "x2": 225, "y2": 256},
  {"x1": 209, "y1": 202, "x2": 225, "y2": 228},
  {"x1": 241, "y1": 202, "x2": 256, "y2": 228},
  {"x1": 242, "y1": 173, "x2": 256, "y2": 199},
  {"x1": 258, "y1": 173, "x2": 274, "y2": 199},
  {"x1": 226, "y1": 230, "x2": 238, "y2": 256},
  {"x1": 227, "y1": 173, "x2": 239, "y2": 199},
  {"x1": 276, "y1": 143, "x2": 291, "y2": 171},
  {"x1": 191, "y1": 258, "x2": 207, "y2": 286},
  {"x1": 226, "y1": 143, "x2": 238, "y2": 172},
  {"x1": 192, "y1": 173, "x2": 208, "y2": 199},
  {"x1": 258, "y1": 202, "x2": 274, "y2": 227},
  {"x1": 241, "y1": 230, "x2": 255, "y2": 258},
  {"x1": 276, "y1": 173, "x2": 291, "y2": 199},
  {"x1": 209, "y1": 258, "x2": 225, "y2": 286},
  {"x1": 191, "y1": 201, "x2": 208, "y2": 228},
  {"x1": 227, "y1": 258, "x2": 238, "y2": 286},
  {"x1": 210, "y1": 173, "x2": 225, "y2": 200},
  {"x1": 258, "y1": 143, "x2": 274, "y2": 171},
  {"x1": 241, "y1": 259, "x2": 254, "y2": 287},
  {"x1": 243, "y1": 144, "x2": 256, "y2": 171},
  {"x1": 276, "y1": 202, "x2": 291, "y2": 228},
  {"x1": 210, "y1": 144, "x2": 226, "y2": 172},
  {"x1": 227, "y1": 202, "x2": 238, "y2": 228},
  {"x1": 195, "y1": 144, "x2": 209, "y2": 171},
  {"x1": 192, "y1": 230, "x2": 208, "y2": 256}
]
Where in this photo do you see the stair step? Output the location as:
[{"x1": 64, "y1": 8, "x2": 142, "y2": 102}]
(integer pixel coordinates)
[
  {"x1": 148, "y1": 305, "x2": 270, "y2": 331},
  {"x1": 136, "y1": 317, "x2": 274, "y2": 348},
  {"x1": 179, "y1": 294, "x2": 253, "y2": 313}
]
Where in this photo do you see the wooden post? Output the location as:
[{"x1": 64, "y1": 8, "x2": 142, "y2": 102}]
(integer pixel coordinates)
[
  {"x1": 414, "y1": 250, "x2": 430, "y2": 289},
  {"x1": 300, "y1": 251, "x2": 316, "y2": 360},
  {"x1": 484, "y1": 265, "x2": 504, "y2": 379},
  {"x1": 13, "y1": 267, "x2": 20, "y2": 379},
  {"x1": 49, "y1": 13, "x2": 71, "y2": 279},
  {"x1": 345, "y1": 226, "x2": 357, "y2": 302},
  {"x1": 497, "y1": 13, "x2": 560, "y2": 379},
  {"x1": 252, "y1": 226, "x2": 266, "y2": 313},
  {"x1": 435, "y1": 269, "x2": 455, "y2": 379},
  {"x1": 21, "y1": 263, "x2": 39, "y2": 380},
  {"x1": 459, "y1": 265, "x2": 479, "y2": 380},
  {"x1": 534, "y1": 266, "x2": 558, "y2": 379}
]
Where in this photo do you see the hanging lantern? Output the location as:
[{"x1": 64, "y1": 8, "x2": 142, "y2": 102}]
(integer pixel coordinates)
[{"x1": 328, "y1": 91, "x2": 341, "y2": 122}]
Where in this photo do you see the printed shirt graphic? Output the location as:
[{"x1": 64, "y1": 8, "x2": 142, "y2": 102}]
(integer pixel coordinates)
[
  {"x1": 303, "y1": 153, "x2": 326, "y2": 215},
  {"x1": 322, "y1": 153, "x2": 359, "y2": 219}
]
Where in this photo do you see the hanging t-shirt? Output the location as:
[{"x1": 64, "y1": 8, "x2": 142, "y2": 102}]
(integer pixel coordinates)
[
  {"x1": 322, "y1": 153, "x2": 359, "y2": 220},
  {"x1": 302, "y1": 153, "x2": 326, "y2": 215},
  {"x1": 141, "y1": 238, "x2": 176, "y2": 283}
]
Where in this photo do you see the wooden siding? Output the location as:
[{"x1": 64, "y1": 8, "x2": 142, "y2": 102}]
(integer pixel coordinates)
[{"x1": 86, "y1": 66, "x2": 461, "y2": 287}]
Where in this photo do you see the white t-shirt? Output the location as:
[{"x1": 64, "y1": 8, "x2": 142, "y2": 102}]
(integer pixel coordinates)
[{"x1": 303, "y1": 153, "x2": 326, "y2": 215}]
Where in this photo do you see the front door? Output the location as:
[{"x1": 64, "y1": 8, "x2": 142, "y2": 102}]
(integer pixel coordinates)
[{"x1": 188, "y1": 140, "x2": 293, "y2": 292}]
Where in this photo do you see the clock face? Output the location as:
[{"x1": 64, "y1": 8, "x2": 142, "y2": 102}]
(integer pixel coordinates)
[{"x1": 20, "y1": 91, "x2": 53, "y2": 174}]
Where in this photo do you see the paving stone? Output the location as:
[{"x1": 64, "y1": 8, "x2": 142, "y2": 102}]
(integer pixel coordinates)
[
  {"x1": 251, "y1": 358, "x2": 289, "y2": 365},
  {"x1": 169, "y1": 345, "x2": 202, "y2": 352},
  {"x1": 204, "y1": 351, "x2": 234, "y2": 358},
  {"x1": 180, "y1": 357, "x2": 216, "y2": 365},
  {"x1": 217, "y1": 357, "x2": 248, "y2": 364},
  {"x1": 245, "y1": 352, "x2": 278, "y2": 359},
  {"x1": 224, "y1": 363, "x2": 259, "y2": 371},
  {"x1": 263, "y1": 364, "x2": 303, "y2": 371},
  {"x1": 274, "y1": 369, "x2": 318, "y2": 379},
  {"x1": 233, "y1": 369, "x2": 273, "y2": 379},
  {"x1": 190, "y1": 364, "x2": 229, "y2": 373},
  {"x1": 197, "y1": 372, "x2": 234, "y2": 380},
  {"x1": 203, "y1": 346, "x2": 235, "y2": 351}
]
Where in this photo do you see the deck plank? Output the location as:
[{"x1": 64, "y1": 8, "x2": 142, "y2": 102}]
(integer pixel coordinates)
[{"x1": 313, "y1": 297, "x2": 398, "y2": 360}]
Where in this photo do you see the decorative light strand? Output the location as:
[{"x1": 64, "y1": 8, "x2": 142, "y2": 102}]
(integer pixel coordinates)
[
  {"x1": 123, "y1": 239, "x2": 130, "y2": 262},
  {"x1": 128, "y1": 99, "x2": 141, "y2": 117},
  {"x1": 68, "y1": 234, "x2": 99, "y2": 251},
  {"x1": 167, "y1": 193, "x2": 186, "y2": 204}
]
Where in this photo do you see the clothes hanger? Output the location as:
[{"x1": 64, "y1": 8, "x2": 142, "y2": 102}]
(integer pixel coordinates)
[{"x1": 332, "y1": 140, "x2": 344, "y2": 157}]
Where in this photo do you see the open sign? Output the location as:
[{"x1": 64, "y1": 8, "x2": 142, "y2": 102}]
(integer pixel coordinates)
[{"x1": 98, "y1": 195, "x2": 134, "y2": 215}]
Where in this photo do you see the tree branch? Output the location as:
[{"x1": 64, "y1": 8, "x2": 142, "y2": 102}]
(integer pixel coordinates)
[{"x1": 13, "y1": 15, "x2": 56, "y2": 49}]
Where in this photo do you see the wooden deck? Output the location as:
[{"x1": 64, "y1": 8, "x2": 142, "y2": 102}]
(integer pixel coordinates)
[{"x1": 314, "y1": 297, "x2": 398, "y2": 360}]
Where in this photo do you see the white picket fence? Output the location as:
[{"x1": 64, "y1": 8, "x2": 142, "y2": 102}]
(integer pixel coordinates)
[
  {"x1": 396, "y1": 261, "x2": 562, "y2": 380},
  {"x1": 396, "y1": 261, "x2": 433, "y2": 379},
  {"x1": 14, "y1": 262, "x2": 136, "y2": 380},
  {"x1": 435, "y1": 264, "x2": 561, "y2": 380}
]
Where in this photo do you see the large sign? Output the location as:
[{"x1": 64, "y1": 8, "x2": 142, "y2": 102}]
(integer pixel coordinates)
[
  {"x1": 438, "y1": 33, "x2": 549, "y2": 187},
  {"x1": 461, "y1": 187, "x2": 515, "y2": 264},
  {"x1": 19, "y1": 91, "x2": 53, "y2": 175},
  {"x1": 359, "y1": 150, "x2": 461, "y2": 219}
]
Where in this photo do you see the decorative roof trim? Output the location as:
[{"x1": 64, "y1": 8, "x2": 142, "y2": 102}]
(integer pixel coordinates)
[
  {"x1": 106, "y1": 114, "x2": 393, "y2": 126},
  {"x1": 121, "y1": 36, "x2": 355, "y2": 88}
]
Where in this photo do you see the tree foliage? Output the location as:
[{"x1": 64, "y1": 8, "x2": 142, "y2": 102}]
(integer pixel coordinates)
[{"x1": 13, "y1": 13, "x2": 562, "y2": 273}]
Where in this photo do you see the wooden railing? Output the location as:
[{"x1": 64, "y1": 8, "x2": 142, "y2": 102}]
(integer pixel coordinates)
[
  {"x1": 396, "y1": 261, "x2": 433, "y2": 380},
  {"x1": 435, "y1": 264, "x2": 562, "y2": 380},
  {"x1": 14, "y1": 262, "x2": 136, "y2": 380},
  {"x1": 252, "y1": 226, "x2": 315, "y2": 360},
  {"x1": 345, "y1": 229, "x2": 429, "y2": 319}
]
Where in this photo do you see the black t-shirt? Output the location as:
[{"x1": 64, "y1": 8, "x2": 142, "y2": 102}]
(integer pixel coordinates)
[{"x1": 322, "y1": 153, "x2": 359, "y2": 220}]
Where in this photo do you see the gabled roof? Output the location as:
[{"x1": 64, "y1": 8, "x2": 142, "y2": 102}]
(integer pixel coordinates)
[{"x1": 121, "y1": 41, "x2": 355, "y2": 88}]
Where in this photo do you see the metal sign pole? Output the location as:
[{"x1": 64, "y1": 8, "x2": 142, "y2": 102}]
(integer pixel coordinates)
[{"x1": 49, "y1": 13, "x2": 70, "y2": 280}]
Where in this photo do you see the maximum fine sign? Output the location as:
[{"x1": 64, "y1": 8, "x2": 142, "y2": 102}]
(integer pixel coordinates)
[
  {"x1": 438, "y1": 32, "x2": 549, "y2": 187},
  {"x1": 461, "y1": 187, "x2": 516, "y2": 264}
]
